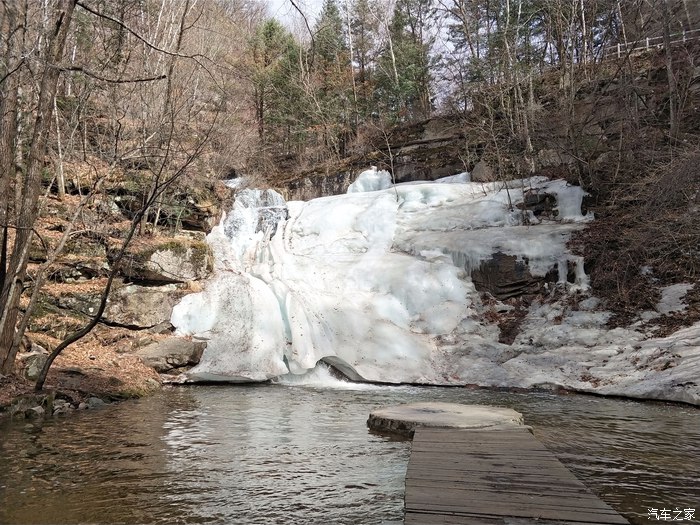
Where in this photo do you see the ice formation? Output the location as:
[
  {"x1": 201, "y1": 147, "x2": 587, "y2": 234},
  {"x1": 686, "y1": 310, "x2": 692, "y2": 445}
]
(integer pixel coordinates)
[{"x1": 172, "y1": 168, "x2": 700, "y2": 405}]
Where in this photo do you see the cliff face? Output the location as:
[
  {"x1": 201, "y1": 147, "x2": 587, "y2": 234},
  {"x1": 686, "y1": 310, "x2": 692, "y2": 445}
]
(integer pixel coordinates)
[
  {"x1": 275, "y1": 44, "x2": 700, "y2": 205},
  {"x1": 275, "y1": 117, "x2": 468, "y2": 201}
]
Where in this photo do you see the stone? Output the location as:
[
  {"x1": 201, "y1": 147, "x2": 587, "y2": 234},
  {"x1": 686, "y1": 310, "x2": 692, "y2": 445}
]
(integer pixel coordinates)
[
  {"x1": 367, "y1": 403, "x2": 524, "y2": 437},
  {"x1": 104, "y1": 284, "x2": 189, "y2": 329},
  {"x1": 471, "y1": 252, "x2": 558, "y2": 300},
  {"x1": 168, "y1": 182, "x2": 227, "y2": 233},
  {"x1": 56, "y1": 292, "x2": 101, "y2": 318},
  {"x1": 147, "y1": 321, "x2": 175, "y2": 335},
  {"x1": 20, "y1": 353, "x2": 48, "y2": 381},
  {"x1": 145, "y1": 378, "x2": 161, "y2": 389},
  {"x1": 87, "y1": 397, "x2": 106, "y2": 409},
  {"x1": 517, "y1": 190, "x2": 557, "y2": 217},
  {"x1": 115, "y1": 238, "x2": 213, "y2": 284},
  {"x1": 135, "y1": 337, "x2": 206, "y2": 373},
  {"x1": 53, "y1": 399, "x2": 71, "y2": 409},
  {"x1": 470, "y1": 160, "x2": 496, "y2": 182},
  {"x1": 47, "y1": 260, "x2": 109, "y2": 282},
  {"x1": 78, "y1": 402, "x2": 88, "y2": 410},
  {"x1": 53, "y1": 402, "x2": 73, "y2": 416},
  {"x1": 24, "y1": 406, "x2": 45, "y2": 419}
]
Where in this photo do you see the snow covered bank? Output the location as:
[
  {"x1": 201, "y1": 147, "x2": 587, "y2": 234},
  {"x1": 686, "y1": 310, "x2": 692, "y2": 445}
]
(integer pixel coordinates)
[{"x1": 172, "y1": 169, "x2": 699, "y2": 405}]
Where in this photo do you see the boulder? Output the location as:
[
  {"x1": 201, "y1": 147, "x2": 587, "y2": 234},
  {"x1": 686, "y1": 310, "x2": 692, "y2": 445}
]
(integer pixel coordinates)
[
  {"x1": 472, "y1": 252, "x2": 558, "y2": 300},
  {"x1": 87, "y1": 397, "x2": 106, "y2": 409},
  {"x1": 105, "y1": 283, "x2": 189, "y2": 329},
  {"x1": 24, "y1": 406, "x2": 45, "y2": 419},
  {"x1": 470, "y1": 160, "x2": 496, "y2": 182},
  {"x1": 20, "y1": 353, "x2": 48, "y2": 381},
  {"x1": 159, "y1": 181, "x2": 227, "y2": 233},
  {"x1": 116, "y1": 238, "x2": 213, "y2": 284},
  {"x1": 135, "y1": 337, "x2": 206, "y2": 373}
]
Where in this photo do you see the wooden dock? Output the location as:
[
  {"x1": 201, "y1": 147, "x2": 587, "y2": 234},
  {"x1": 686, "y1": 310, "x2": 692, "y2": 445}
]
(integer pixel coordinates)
[{"x1": 404, "y1": 427, "x2": 629, "y2": 525}]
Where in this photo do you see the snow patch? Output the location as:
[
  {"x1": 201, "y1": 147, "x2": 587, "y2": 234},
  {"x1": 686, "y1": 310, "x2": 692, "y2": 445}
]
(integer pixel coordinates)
[{"x1": 656, "y1": 283, "x2": 694, "y2": 314}]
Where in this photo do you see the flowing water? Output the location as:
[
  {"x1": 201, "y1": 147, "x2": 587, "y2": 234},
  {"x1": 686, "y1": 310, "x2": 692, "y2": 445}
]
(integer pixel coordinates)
[{"x1": 1, "y1": 380, "x2": 698, "y2": 525}]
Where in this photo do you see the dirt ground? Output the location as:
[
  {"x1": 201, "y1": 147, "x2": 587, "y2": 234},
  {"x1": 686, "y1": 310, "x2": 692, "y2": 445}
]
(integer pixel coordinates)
[{"x1": 0, "y1": 336, "x2": 161, "y2": 417}]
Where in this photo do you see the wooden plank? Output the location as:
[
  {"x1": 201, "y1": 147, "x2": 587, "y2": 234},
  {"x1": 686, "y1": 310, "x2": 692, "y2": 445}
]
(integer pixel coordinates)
[
  {"x1": 406, "y1": 460, "x2": 576, "y2": 474},
  {"x1": 406, "y1": 487, "x2": 621, "y2": 514},
  {"x1": 406, "y1": 503, "x2": 628, "y2": 524},
  {"x1": 406, "y1": 483, "x2": 620, "y2": 511},
  {"x1": 406, "y1": 468, "x2": 586, "y2": 486},
  {"x1": 413, "y1": 433, "x2": 538, "y2": 445},
  {"x1": 405, "y1": 478, "x2": 600, "y2": 498},
  {"x1": 404, "y1": 427, "x2": 629, "y2": 525},
  {"x1": 405, "y1": 511, "x2": 608, "y2": 525}
]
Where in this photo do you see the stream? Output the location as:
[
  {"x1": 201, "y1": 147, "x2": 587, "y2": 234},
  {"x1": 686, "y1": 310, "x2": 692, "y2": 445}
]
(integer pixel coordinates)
[{"x1": 1, "y1": 382, "x2": 698, "y2": 524}]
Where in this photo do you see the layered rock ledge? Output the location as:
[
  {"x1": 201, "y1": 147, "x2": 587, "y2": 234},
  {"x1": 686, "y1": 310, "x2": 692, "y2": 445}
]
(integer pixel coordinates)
[{"x1": 367, "y1": 402, "x2": 524, "y2": 437}]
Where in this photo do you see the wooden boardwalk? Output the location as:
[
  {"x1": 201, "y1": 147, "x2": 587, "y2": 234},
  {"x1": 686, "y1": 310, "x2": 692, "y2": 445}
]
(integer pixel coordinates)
[{"x1": 404, "y1": 427, "x2": 629, "y2": 525}]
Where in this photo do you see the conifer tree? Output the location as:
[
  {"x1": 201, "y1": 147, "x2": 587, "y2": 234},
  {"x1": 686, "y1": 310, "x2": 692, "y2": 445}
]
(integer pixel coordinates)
[
  {"x1": 251, "y1": 20, "x2": 297, "y2": 142},
  {"x1": 310, "y1": 0, "x2": 353, "y2": 157},
  {"x1": 375, "y1": 0, "x2": 434, "y2": 122},
  {"x1": 249, "y1": 19, "x2": 310, "y2": 153},
  {"x1": 350, "y1": 0, "x2": 380, "y2": 121}
]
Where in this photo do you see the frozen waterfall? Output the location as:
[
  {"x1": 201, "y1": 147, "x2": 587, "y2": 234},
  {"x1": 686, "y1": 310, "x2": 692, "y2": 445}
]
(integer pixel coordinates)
[{"x1": 171, "y1": 169, "x2": 593, "y2": 384}]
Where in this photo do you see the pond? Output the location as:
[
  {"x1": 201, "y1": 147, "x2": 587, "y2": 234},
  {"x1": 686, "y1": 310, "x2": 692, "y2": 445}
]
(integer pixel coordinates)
[{"x1": 1, "y1": 380, "x2": 698, "y2": 524}]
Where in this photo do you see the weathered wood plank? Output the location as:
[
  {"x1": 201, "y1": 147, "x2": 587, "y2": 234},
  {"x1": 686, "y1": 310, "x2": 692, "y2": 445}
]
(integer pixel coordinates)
[
  {"x1": 405, "y1": 479, "x2": 600, "y2": 498},
  {"x1": 406, "y1": 487, "x2": 621, "y2": 514},
  {"x1": 405, "y1": 510, "x2": 609, "y2": 525},
  {"x1": 405, "y1": 427, "x2": 629, "y2": 525},
  {"x1": 406, "y1": 503, "x2": 628, "y2": 524}
]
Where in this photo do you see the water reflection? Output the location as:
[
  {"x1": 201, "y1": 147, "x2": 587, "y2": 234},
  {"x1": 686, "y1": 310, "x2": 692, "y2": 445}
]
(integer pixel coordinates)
[{"x1": 0, "y1": 385, "x2": 698, "y2": 525}]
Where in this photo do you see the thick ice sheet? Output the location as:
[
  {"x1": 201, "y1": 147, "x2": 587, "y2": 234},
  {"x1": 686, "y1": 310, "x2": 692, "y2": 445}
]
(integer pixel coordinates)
[{"x1": 172, "y1": 169, "x2": 700, "y2": 404}]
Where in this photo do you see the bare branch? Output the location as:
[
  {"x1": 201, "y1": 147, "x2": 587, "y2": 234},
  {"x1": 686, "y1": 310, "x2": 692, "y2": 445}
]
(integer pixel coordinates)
[
  {"x1": 0, "y1": 58, "x2": 24, "y2": 86},
  {"x1": 289, "y1": 0, "x2": 315, "y2": 54},
  {"x1": 75, "y1": 1, "x2": 202, "y2": 60},
  {"x1": 59, "y1": 65, "x2": 167, "y2": 84}
]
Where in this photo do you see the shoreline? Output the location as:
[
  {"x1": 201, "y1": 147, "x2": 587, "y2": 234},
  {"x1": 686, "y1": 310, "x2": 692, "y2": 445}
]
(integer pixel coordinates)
[{"x1": 7, "y1": 372, "x2": 696, "y2": 426}]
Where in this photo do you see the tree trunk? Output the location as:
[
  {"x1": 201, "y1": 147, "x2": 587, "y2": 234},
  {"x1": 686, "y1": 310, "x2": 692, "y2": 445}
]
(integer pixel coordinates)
[
  {"x1": 54, "y1": 96, "x2": 66, "y2": 200},
  {"x1": 0, "y1": 0, "x2": 77, "y2": 374},
  {"x1": 661, "y1": 0, "x2": 678, "y2": 138},
  {"x1": 0, "y1": 3, "x2": 21, "y2": 312}
]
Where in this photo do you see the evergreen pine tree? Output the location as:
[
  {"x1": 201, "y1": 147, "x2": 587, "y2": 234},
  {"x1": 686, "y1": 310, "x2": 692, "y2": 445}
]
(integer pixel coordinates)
[{"x1": 375, "y1": 0, "x2": 434, "y2": 123}]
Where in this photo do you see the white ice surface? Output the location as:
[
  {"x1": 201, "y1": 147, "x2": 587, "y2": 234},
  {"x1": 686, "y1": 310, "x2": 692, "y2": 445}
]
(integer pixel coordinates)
[
  {"x1": 171, "y1": 170, "x2": 700, "y2": 404},
  {"x1": 346, "y1": 167, "x2": 393, "y2": 193}
]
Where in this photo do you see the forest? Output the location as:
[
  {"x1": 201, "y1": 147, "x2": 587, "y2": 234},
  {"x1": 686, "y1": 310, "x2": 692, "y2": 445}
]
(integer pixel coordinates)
[{"x1": 1, "y1": 0, "x2": 699, "y2": 388}]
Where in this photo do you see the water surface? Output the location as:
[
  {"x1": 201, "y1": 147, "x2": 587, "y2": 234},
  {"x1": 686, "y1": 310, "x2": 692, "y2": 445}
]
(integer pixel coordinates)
[{"x1": 1, "y1": 382, "x2": 698, "y2": 524}]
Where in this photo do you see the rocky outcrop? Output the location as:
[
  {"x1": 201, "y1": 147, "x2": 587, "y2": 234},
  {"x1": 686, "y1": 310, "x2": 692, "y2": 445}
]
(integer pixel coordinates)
[
  {"x1": 471, "y1": 252, "x2": 558, "y2": 300},
  {"x1": 279, "y1": 171, "x2": 356, "y2": 201},
  {"x1": 116, "y1": 237, "x2": 213, "y2": 284},
  {"x1": 47, "y1": 260, "x2": 110, "y2": 282},
  {"x1": 135, "y1": 337, "x2": 206, "y2": 374},
  {"x1": 277, "y1": 117, "x2": 469, "y2": 201},
  {"x1": 108, "y1": 175, "x2": 227, "y2": 233},
  {"x1": 105, "y1": 283, "x2": 190, "y2": 329}
]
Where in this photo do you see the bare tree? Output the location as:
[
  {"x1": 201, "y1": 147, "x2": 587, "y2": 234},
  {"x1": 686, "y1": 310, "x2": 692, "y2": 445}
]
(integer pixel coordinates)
[{"x1": 0, "y1": 0, "x2": 77, "y2": 374}]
